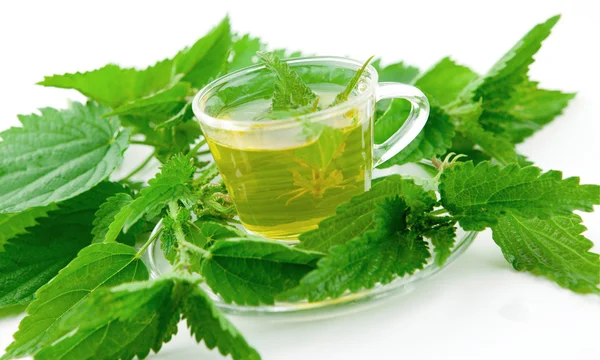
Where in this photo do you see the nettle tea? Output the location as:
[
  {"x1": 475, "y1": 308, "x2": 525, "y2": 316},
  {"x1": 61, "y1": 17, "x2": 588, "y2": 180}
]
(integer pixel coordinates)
[
  {"x1": 195, "y1": 53, "x2": 428, "y2": 240},
  {"x1": 208, "y1": 85, "x2": 373, "y2": 239}
]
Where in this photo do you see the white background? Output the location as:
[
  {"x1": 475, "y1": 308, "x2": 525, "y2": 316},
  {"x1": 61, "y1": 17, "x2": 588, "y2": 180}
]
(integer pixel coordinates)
[{"x1": 1, "y1": 0, "x2": 599, "y2": 359}]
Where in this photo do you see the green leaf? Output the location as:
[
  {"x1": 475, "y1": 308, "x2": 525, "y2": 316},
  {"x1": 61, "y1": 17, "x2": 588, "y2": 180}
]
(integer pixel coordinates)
[
  {"x1": 372, "y1": 59, "x2": 420, "y2": 83},
  {"x1": 161, "y1": 205, "x2": 194, "y2": 260},
  {"x1": 155, "y1": 100, "x2": 195, "y2": 130},
  {"x1": 503, "y1": 82, "x2": 575, "y2": 127},
  {"x1": 462, "y1": 15, "x2": 561, "y2": 106},
  {"x1": 330, "y1": 56, "x2": 374, "y2": 106},
  {"x1": 38, "y1": 16, "x2": 230, "y2": 109},
  {"x1": 298, "y1": 175, "x2": 437, "y2": 252},
  {"x1": 282, "y1": 197, "x2": 430, "y2": 302},
  {"x1": 445, "y1": 15, "x2": 564, "y2": 163},
  {"x1": 38, "y1": 61, "x2": 177, "y2": 108},
  {"x1": 422, "y1": 219, "x2": 457, "y2": 266},
  {"x1": 271, "y1": 48, "x2": 303, "y2": 60},
  {"x1": 174, "y1": 16, "x2": 232, "y2": 88},
  {"x1": 257, "y1": 51, "x2": 317, "y2": 111},
  {"x1": 0, "y1": 102, "x2": 129, "y2": 214},
  {"x1": 0, "y1": 183, "x2": 124, "y2": 309},
  {"x1": 35, "y1": 277, "x2": 184, "y2": 360},
  {"x1": 374, "y1": 99, "x2": 411, "y2": 143},
  {"x1": 204, "y1": 76, "x2": 276, "y2": 117},
  {"x1": 201, "y1": 238, "x2": 323, "y2": 305},
  {"x1": 439, "y1": 161, "x2": 600, "y2": 231},
  {"x1": 0, "y1": 205, "x2": 56, "y2": 250},
  {"x1": 91, "y1": 192, "x2": 141, "y2": 245},
  {"x1": 227, "y1": 34, "x2": 264, "y2": 72},
  {"x1": 2, "y1": 242, "x2": 148, "y2": 359},
  {"x1": 105, "y1": 154, "x2": 196, "y2": 242},
  {"x1": 190, "y1": 221, "x2": 246, "y2": 249},
  {"x1": 155, "y1": 121, "x2": 203, "y2": 163},
  {"x1": 378, "y1": 105, "x2": 455, "y2": 167},
  {"x1": 161, "y1": 205, "x2": 236, "y2": 273},
  {"x1": 295, "y1": 126, "x2": 345, "y2": 169},
  {"x1": 33, "y1": 273, "x2": 260, "y2": 360},
  {"x1": 479, "y1": 81, "x2": 575, "y2": 143},
  {"x1": 226, "y1": 39, "x2": 304, "y2": 73},
  {"x1": 456, "y1": 118, "x2": 518, "y2": 165},
  {"x1": 104, "y1": 82, "x2": 191, "y2": 122},
  {"x1": 491, "y1": 213, "x2": 600, "y2": 294},
  {"x1": 416, "y1": 57, "x2": 478, "y2": 106},
  {"x1": 0, "y1": 304, "x2": 26, "y2": 319},
  {"x1": 449, "y1": 101, "x2": 518, "y2": 165},
  {"x1": 182, "y1": 283, "x2": 261, "y2": 360}
]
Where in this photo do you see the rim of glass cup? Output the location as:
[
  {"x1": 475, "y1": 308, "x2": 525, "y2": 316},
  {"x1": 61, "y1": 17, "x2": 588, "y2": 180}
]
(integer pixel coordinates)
[{"x1": 192, "y1": 56, "x2": 379, "y2": 132}]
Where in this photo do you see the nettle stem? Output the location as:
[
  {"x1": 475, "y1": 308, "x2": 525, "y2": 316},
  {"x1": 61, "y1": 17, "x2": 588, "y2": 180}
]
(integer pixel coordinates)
[
  {"x1": 187, "y1": 220, "x2": 203, "y2": 233},
  {"x1": 169, "y1": 202, "x2": 209, "y2": 273},
  {"x1": 121, "y1": 151, "x2": 155, "y2": 182},
  {"x1": 135, "y1": 227, "x2": 163, "y2": 258},
  {"x1": 130, "y1": 139, "x2": 163, "y2": 147},
  {"x1": 188, "y1": 138, "x2": 207, "y2": 157},
  {"x1": 430, "y1": 208, "x2": 449, "y2": 216}
]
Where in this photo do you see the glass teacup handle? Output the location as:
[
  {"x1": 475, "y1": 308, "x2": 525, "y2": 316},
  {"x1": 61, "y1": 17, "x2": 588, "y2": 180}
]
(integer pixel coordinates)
[{"x1": 373, "y1": 83, "x2": 430, "y2": 167}]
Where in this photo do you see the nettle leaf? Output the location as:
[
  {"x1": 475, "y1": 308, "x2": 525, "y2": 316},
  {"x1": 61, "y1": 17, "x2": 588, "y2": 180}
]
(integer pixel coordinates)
[
  {"x1": 191, "y1": 221, "x2": 246, "y2": 249},
  {"x1": 431, "y1": 16, "x2": 566, "y2": 164},
  {"x1": 330, "y1": 56, "x2": 374, "y2": 106},
  {"x1": 161, "y1": 211, "x2": 244, "y2": 273},
  {"x1": 92, "y1": 192, "x2": 143, "y2": 245},
  {"x1": 421, "y1": 219, "x2": 457, "y2": 266},
  {"x1": 38, "y1": 17, "x2": 231, "y2": 109},
  {"x1": 417, "y1": 57, "x2": 479, "y2": 106},
  {"x1": 105, "y1": 82, "x2": 191, "y2": 122},
  {"x1": 161, "y1": 205, "x2": 195, "y2": 260},
  {"x1": 2, "y1": 243, "x2": 148, "y2": 359},
  {"x1": 226, "y1": 35, "x2": 305, "y2": 73},
  {"x1": 201, "y1": 238, "x2": 323, "y2": 305},
  {"x1": 492, "y1": 214, "x2": 600, "y2": 294},
  {"x1": 295, "y1": 126, "x2": 345, "y2": 169},
  {"x1": 448, "y1": 101, "x2": 518, "y2": 165},
  {"x1": 372, "y1": 59, "x2": 420, "y2": 83},
  {"x1": 374, "y1": 98, "x2": 411, "y2": 144},
  {"x1": 257, "y1": 51, "x2": 317, "y2": 111},
  {"x1": 0, "y1": 205, "x2": 56, "y2": 250},
  {"x1": 0, "y1": 102, "x2": 129, "y2": 214},
  {"x1": 455, "y1": 115, "x2": 518, "y2": 165},
  {"x1": 155, "y1": 100, "x2": 195, "y2": 130},
  {"x1": 183, "y1": 282, "x2": 261, "y2": 360},
  {"x1": 105, "y1": 154, "x2": 196, "y2": 242},
  {"x1": 227, "y1": 34, "x2": 264, "y2": 72},
  {"x1": 282, "y1": 197, "x2": 430, "y2": 302},
  {"x1": 38, "y1": 61, "x2": 177, "y2": 109},
  {"x1": 174, "y1": 16, "x2": 232, "y2": 88},
  {"x1": 156, "y1": 121, "x2": 203, "y2": 163},
  {"x1": 377, "y1": 105, "x2": 455, "y2": 167},
  {"x1": 36, "y1": 277, "x2": 185, "y2": 360},
  {"x1": 298, "y1": 175, "x2": 437, "y2": 252},
  {"x1": 440, "y1": 161, "x2": 600, "y2": 231},
  {"x1": 0, "y1": 182, "x2": 124, "y2": 309},
  {"x1": 271, "y1": 48, "x2": 303, "y2": 60},
  {"x1": 462, "y1": 15, "x2": 561, "y2": 106},
  {"x1": 479, "y1": 81, "x2": 575, "y2": 144}
]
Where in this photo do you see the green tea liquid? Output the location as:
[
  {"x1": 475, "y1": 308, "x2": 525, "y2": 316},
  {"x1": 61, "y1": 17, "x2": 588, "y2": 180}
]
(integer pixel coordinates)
[{"x1": 208, "y1": 86, "x2": 373, "y2": 239}]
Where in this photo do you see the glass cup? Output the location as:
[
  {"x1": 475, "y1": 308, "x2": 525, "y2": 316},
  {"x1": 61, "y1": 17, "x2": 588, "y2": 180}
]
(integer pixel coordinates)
[{"x1": 193, "y1": 56, "x2": 429, "y2": 240}]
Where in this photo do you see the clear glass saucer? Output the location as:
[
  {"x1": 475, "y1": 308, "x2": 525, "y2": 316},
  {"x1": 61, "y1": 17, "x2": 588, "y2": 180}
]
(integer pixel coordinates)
[{"x1": 144, "y1": 164, "x2": 477, "y2": 320}]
